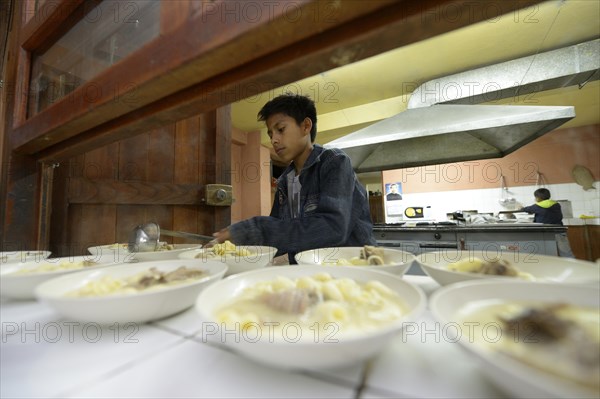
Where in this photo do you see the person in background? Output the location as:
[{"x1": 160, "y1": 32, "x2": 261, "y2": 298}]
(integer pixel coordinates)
[
  {"x1": 386, "y1": 183, "x2": 402, "y2": 201},
  {"x1": 520, "y1": 188, "x2": 575, "y2": 258},
  {"x1": 212, "y1": 93, "x2": 376, "y2": 263}
]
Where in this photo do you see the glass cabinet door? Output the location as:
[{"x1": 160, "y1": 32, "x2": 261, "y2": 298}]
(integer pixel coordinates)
[{"x1": 28, "y1": 0, "x2": 160, "y2": 117}]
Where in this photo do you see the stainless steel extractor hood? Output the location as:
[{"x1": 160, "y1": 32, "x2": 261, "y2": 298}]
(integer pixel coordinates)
[{"x1": 325, "y1": 39, "x2": 599, "y2": 173}]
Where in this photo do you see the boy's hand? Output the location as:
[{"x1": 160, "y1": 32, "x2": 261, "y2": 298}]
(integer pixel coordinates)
[{"x1": 212, "y1": 227, "x2": 231, "y2": 244}]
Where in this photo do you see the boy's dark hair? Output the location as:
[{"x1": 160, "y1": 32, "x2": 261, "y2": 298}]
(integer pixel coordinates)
[
  {"x1": 257, "y1": 93, "x2": 317, "y2": 142},
  {"x1": 534, "y1": 188, "x2": 551, "y2": 201}
]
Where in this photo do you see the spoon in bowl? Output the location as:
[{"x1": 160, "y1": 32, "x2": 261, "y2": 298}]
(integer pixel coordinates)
[{"x1": 128, "y1": 222, "x2": 217, "y2": 252}]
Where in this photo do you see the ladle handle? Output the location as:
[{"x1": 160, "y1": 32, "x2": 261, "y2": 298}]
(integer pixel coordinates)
[{"x1": 160, "y1": 229, "x2": 215, "y2": 242}]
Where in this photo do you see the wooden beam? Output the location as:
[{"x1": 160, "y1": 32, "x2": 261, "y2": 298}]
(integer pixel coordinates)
[
  {"x1": 37, "y1": 162, "x2": 56, "y2": 249},
  {"x1": 19, "y1": 0, "x2": 96, "y2": 52},
  {"x1": 67, "y1": 177, "x2": 204, "y2": 205},
  {"x1": 214, "y1": 105, "x2": 232, "y2": 230},
  {"x1": 34, "y1": 0, "x2": 546, "y2": 162}
]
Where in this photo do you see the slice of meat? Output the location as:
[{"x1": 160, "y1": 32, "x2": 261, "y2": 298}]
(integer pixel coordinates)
[
  {"x1": 360, "y1": 245, "x2": 384, "y2": 260},
  {"x1": 262, "y1": 289, "x2": 322, "y2": 314},
  {"x1": 479, "y1": 259, "x2": 519, "y2": 276},
  {"x1": 163, "y1": 266, "x2": 205, "y2": 282},
  {"x1": 129, "y1": 267, "x2": 165, "y2": 289},
  {"x1": 500, "y1": 304, "x2": 571, "y2": 342},
  {"x1": 126, "y1": 266, "x2": 205, "y2": 289},
  {"x1": 367, "y1": 255, "x2": 384, "y2": 265}
]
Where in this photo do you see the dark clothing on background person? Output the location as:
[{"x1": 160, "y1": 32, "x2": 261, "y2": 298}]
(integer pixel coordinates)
[{"x1": 521, "y1": 199, "x2": 563, "y2": 224}]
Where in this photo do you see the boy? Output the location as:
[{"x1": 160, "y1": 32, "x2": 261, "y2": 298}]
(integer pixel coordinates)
[
  {"x1": 520, "y1": 188, "x2": 563, "y2": 224},
  {"x1": 212, "y1": 94, "x2": 376, "y2": 263},
  {"x1": 520, "y1": 188, "x2": 574, "y2": 258}
]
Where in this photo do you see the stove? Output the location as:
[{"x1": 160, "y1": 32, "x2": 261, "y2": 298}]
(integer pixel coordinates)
[
  {"x1": 373, "y1": 221, "x2": 457, "y2": 230},
  {"x1": 372, "y1": 221, "x2": 565, "y2": 261}
]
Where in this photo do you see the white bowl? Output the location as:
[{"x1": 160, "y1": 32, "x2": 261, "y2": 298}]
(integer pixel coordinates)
[
  {"x1": 0, "y1": 255, "x2": 123, "y2": 300},
  {"x1": 178, "y1": 245, "x2": 277, "y2": 276},
  {"x1": 35, "y1": 259, "x2": 227, "y2": 324},
  {"x1": 430, "y1": 280, "x2": 600, "y2": 398},
  {"x1": 0, "y1": 250, "x2": 51, "y2": 265},
  {"x1": 195, "y1": 265, "x2": 426, "y2": 370},
  {"x1": 88, "y1": 243, "x2": 202, "y2": 263},
  {"x1": 415, "y1": 249, "x2": 599, "y2": 286},
  {"x1": 87, "y1": 243, "x2": 134, "y2": 263},
  {"x1": 294, "y1": 246, "x2": 415, "y2": 276}
]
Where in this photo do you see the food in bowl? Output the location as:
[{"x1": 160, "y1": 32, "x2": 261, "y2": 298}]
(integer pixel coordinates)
[
  {"x1": 416, "y1": 250, "x2": 599, "y2": 286},
  {"x1": 7, "y1": 259, "x2": 98, "y2": 275},
  {"x1": 0, "y1": 255, "x2": 123, "y2": 300},
  {"x1": 104, "y1": 243, "x2": 129, "y2": 250},
  {"x1": 430, "y1": 280, "x2": 599, "y2": 398},
  {"x1": 458, "y1": 300, "x2": 599, "y2": 392},
  {"x1": 35, "y1": 260, "x2": 228, "y2": 323},
  {"x1": 321, "y1": 245, "x2": 385, "y2": 266},
  {"x1": 179, "y1": 243, "x2": 277, "y2": 276},
  {"x1": 67, "y1": 266, "x2": 208, "y2": 297},
  {"x1": 216, "y1": 272, "x2": 409, "y2": 338},
  {"x1": 196, "y1": 266, "x2": 425, "y2": 370},
  {"x1": 89, "y1": 243, "x2": 201, "y2": 263},
  {"x1": 155, "y1": 242, "x2": 175, "y2": 251},
  {"x1": 194, "y1": 240, "x2": 255, "y2": 258},
  {"x1": 1, "y1": 250, "x2": 51, "y2": 265},
  {"x1": 447, "y1": 257, "x2": 533, "y2": 280},
  {"x1": 295, "y1": 247, "x2": 415, "y2": 277}
]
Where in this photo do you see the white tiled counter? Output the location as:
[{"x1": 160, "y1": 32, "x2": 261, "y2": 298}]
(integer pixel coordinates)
[{"x1": 1, "y1": 276, "x2": 508, "y2": 399}]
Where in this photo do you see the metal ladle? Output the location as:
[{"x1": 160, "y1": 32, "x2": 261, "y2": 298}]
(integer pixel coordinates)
[{"x1": 128, "y1": 222, "x2": 216, "y2": 252}]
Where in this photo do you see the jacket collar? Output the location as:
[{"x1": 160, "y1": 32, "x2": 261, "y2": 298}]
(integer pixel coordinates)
[{"x1": 279, "y1": 144, "x2": 324, "y2": 180}]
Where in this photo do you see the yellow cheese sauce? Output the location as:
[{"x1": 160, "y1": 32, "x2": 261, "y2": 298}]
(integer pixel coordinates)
[
  {"x1": 66, "y1": 267, "x2": 207, "y2": 297},
  {"x1": 216, "y1": 272, "x2": 408, "y2": 341},
  {"x1": 194, "y1": 240, "x2": 255, "y2": 260},
  {"x1": 10, "y1": 260, "x2": 98, "y2": 274},
  {"x1": 447, "y1": 257, "x2": 534, "y2": 280}
]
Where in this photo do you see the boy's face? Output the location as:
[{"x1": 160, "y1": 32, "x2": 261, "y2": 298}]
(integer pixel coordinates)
[{"x1": 266, "y1": 113, "x2": 311, "y2": 164}]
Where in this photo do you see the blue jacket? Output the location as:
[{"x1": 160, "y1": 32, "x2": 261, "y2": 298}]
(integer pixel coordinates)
[
  {"x1": 229, "y1": 144, "x2": 376, "y2": 262},
  {"x1": 521, "y1": 200, "x2": 563, "y2": 225}
]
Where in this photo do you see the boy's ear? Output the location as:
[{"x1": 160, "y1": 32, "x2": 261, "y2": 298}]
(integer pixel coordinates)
[{"x1": 302, "y1": 117, "x2": 312, "y2": 135}]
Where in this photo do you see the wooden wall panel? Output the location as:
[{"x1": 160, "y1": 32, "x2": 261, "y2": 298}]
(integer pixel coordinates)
[
  {"x1": 198, "y1": 111, "x2": 217, "y2": 234},
  {"x1": 49, "y1": 107, "x2": 231, "y2": 256},
  {"x1": 146, "y1": 125, "x2": 175, "y2": 242},
  {"x1": 214, "y1": 107, "x2": 232, "y2": 230},
  {"x1": 74, "y1": 144, "x2": 119, "y2": 252},
  {"x1": 231, "y1": 143, "x2": 243, "y2": 223},
  {"x1": 116, "y1": 205, "x2": 145, "y2": 246},
  {"x1": 116, "y1": 133, "x2": 149, "y2": 244},
  {"x1": 148, "y1": 126, "x2": 175, "y2": 182},
  {"x1": 173, "y1": 116, "x2": 201, "y2": 243}
]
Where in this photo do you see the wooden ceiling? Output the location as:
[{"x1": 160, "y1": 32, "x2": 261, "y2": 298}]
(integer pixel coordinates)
[{"x1": 230, "y1": 0, "x2": 600, "y2": 148}]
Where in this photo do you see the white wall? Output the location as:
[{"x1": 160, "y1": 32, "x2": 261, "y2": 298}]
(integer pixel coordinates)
[{"x1": 395, "y1": 181, "x2": 600, "y2": 224}]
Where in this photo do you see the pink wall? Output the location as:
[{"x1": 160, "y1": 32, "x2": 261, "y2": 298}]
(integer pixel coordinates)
[{"x1": 383, "y1": 124, "x2": 600, "y2": 193}]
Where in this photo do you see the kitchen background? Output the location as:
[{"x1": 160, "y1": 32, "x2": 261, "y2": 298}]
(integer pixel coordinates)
[
  {"x1": 225, "y1": 0, "x2": 599, "y2": 227},
  {"x1": 369, "y1": 125, "x2": 600, "y2": 224}
]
